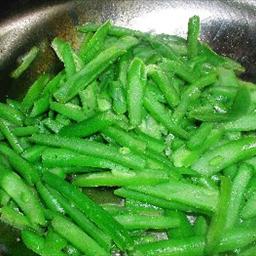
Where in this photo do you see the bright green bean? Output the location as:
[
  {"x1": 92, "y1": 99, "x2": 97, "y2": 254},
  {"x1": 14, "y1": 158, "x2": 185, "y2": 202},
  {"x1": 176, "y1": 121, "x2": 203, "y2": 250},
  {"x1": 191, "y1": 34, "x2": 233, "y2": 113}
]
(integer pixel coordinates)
[{"x1": 127, "y1": 57, "x2": 146, "y2": 127}]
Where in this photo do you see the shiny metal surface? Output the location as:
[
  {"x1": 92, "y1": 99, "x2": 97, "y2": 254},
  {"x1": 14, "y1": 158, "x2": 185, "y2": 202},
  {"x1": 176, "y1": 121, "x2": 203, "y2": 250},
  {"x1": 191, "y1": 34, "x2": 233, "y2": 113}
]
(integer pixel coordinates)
[{"x1": 0, "y1": 0, "x2": 256, "y2": 255}]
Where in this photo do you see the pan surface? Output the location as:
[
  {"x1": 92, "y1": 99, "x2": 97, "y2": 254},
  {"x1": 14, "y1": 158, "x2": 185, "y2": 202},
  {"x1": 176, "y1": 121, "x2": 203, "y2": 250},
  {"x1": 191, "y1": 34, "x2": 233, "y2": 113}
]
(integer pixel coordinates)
[{"x1": 0, "y1": 0, "x2": 256, "y2": 255}]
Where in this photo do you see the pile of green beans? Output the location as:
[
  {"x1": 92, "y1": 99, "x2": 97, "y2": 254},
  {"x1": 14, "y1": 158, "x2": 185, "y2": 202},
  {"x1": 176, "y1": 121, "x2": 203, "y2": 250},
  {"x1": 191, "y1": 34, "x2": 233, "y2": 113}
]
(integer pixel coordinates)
[{"x1": 1, "y1": 16, "x2": 256, "y2": 255}]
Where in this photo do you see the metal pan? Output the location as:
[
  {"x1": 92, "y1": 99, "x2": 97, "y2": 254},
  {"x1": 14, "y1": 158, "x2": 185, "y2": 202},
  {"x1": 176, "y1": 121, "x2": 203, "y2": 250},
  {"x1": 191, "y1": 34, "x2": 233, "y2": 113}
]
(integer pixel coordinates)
[{"x1": 0, "y1": 0, "x2": 256, "y2": 255}]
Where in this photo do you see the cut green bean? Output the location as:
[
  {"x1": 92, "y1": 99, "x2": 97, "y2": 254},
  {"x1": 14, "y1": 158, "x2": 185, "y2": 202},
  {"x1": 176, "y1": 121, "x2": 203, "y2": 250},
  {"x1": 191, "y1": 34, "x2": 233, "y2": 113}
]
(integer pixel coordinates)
[
  {"x1": 0, "y1": 102, "x2": 24, "y2": 126},
  {"x1": 225, "y1": 163, "x2": 253, "y2": 229},
  {"x1": 0, "y1": 119, "x2": 23, "y2": 154},
  {"x1": 144, "y1": 89, "x2": 189, "y2": 139},
  {"x1": 42, "y1": 148, "x2": 123, "y2": 170},
  {"x1": 22, "y1": 145, "x2": 47, "y2": 162},
  {"x1": 115, "y1": 214, "x2": 180, "y2": 230},
  {"x1": 0, "y1": 164, "x2": 45, "y2": 226},
  {"x1": 0, "y1": 205, "x2": 31, "y2": 230},
  {"x1": 36, "y1": 182, "x2": 65, "y2": 214},
  {"x1": 0, "y1": 143, "x2": 39, "y2": 184},
  {"x1": 241, "y1": 191, "x2": 256, "y2": 219},
  {"x1": 30, "y1": 134, "x2": 146, "y2": 170},
  {"x1": 43, "y1": 172, "x2": 134, "y2": 251},
  {"x1": 21, "y1": 74, "x2": 50, "y2": 112},
  {"x1": 48, "y1": 187, "x2": 112, "y2": 251},
  {"x1": 110, "y1": 81, "x2": 127, "y2": 114},
  {"x1": 194, "y1": 216, "x2": 208, "y2": 236},
  {"x1": 128, "y1": 180, "x2": 219, "y2": 213},
  {"x1": 30, "y1": 96, "x2": 49, "y2": 117},
  {"x1": 187, "y1": 16, "x2": 200, "y2": 59},
  {"x1": 73, "y1": 169, "x2": 168, "y2": 187},
  {"x1": 205, "y1": 176, "x2": 231, "y2": 255},
  {"x1": 148, "y1": 65, "x2": 179, "y2": 108},
  {"x1": 133, "y1": 225, "x2": 256, "y2": 256},
  {"x1": 192, "y1": 137, "x2": 256, "y2": 176},
  {"x1": 80, "y1": 20, "x2": 111, "y2": 63},
  {"x1": 11, "y1": 46, "x2": 39, "y2": 79},
  {"x1": 52, "y1": 215, "x2": 108, "y2": 256},
  {"x1": 59, "y1": 111, "x2": 115, "y2": 137},
  {"x1": 54, "y1": 46, "x2": 126, "y2": 103},
  {"x1": 50, "y1": 102, "x2": 86, "y2": 122},
  {"x1": 127, "y1": 57, "x2": 146, "y2": 127}
]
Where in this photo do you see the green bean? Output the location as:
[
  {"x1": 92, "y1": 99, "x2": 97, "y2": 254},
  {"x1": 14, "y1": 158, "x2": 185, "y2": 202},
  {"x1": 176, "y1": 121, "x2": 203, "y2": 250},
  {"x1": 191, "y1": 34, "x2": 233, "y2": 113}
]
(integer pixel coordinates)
[
  {"x1": 127, "y1": 57, "x2": 146, "y2": 127},
  {"x1": 43, "y1": 172, "x2": 134, "y2": 251},
  {"x1": 13, "y1": 126, "x2": 39, "y2": 137},
  {"x1": 80, "y1": 20, "x2": 111, "y2": 63},
  {"x1": 172, "y1": 73, "x2": 217, "y2": 123},
  {"x1": 222, "y1": 113, "x2": 256, "y2": 131},
  {"x1": 132, "y1": 225, "x2": 256, "y2": 256},
  {"x1": 115, "y1": 214, "x2": 180, "y2": 230},
  {"x1": 0, "y1": 143, "x2": 39, "y2": 185},
  {"x1": 0, "y1": 164, "x2": 45, "y2": 226},
  {"x1": 36, "y1": 182, "x2": 65, "y2": 214},
  {"x1": 0, "y1": 119, "x2": 23, "y2": 154},
  {"x1": 191, "y1": 176, "x2": 218, "y2": 191},
  {"x1": 54, "y1": 46, "x2": 126, "y2": 103},
  {"x1": 48, "y1": 187, "x2": 112, "y2": 251},
  {"x1": 147, "y1": 36, "x2": 179, "y2": 61},
  {"x1": 148, "y1": 65, "x2": 179, "y2": 108},
  {"x1": 50, "y1": 102, "x2": 86, "y2": 122},
  {"x1": 194, "y1": 216, "x2": 207, "y2": 236},
  {"x1": 0, "y1": 205, "x2": 30, "y2": 230},
  {"x1": 240, "y1": 245, "x2": 256, "y2": 256},
  {"x1": 114, "y1": 188, "x2": 197, "y2": 213},
  {"x1": 187, "y1": 123, "x2": 213, "y2": 150},
  {"x1": 225, "y1": 163, "x2": 252, "y2": 229},
  {"x1": 78, "y1": 22, "x2": 144, "y2": 37},
  {"x1": 163, "y1": 59, "x2": 196, "y2": 83},
  {"x1": 206, "y1": 176, "x2": 231, "y2": 255},
  {"x1": 110, "y1": 81, "x2": 127, "y2": 114},
  {"x1": 11, "y1": 46, "x2": 39, "y2": 79},
  {"x1": 22, "y1": 145, "x2": 46, "y2": 162},
  {"x1": 52, "y1": 215, "x2": 108, "y2": 256},
  {"x1": 21, "y1": 230, "x2": 66, "y2": 256},
  {"x1": 144, "y1": 89, "x2": 189, "y2": 139},
  {"x1": 73, "y1": 169, "x2": 168, "y2": 187},
  {"x1": 187, "y1": 16, "x2": 200, "y2": 59},
  {"x1": 59, "y1": 111, "x2": 115, "y2": 137},
  {"x1": 62, "y1": 43, "x2": 76, "y2": 78},
  {"x1": 79, "y1": 32, "x2": 93, "y2": 56},
  {"x1": 223, "y1": 164, "x2": 238, "y2": 180},
  {"x1": 241, "y1": 191, "x2": 256, "y2": 219},
  {"x1": 135, "y1": 130, "x2": 165, "y2": 154},
  {"x1": 21, "y1": 74, "x2": 50, "y2": 112},
  {"x1": 6, "y1": 98, "x2": 22, "y2": 110},
  {"x1": 30, "y1": 134, "x2": 146, "y2": 170},
  {"x1": 0, "y1": 126, "x2": 39, "y2": 141},
  {"x1": 42, "y1": 71, "x2": 65, "y2": 97},
  {"x1": 0, "y1": 102, "x2": 24, "y2": 126},
  {"x1": 192, "y1": 137, "x2": 256, "y2": 176},
  {"x1": 198, "y1": 42, "x2": 225, "y2": 66},
  {"x1": 52, "y1": 38, "x2": 83, "y2": 72},
  {"x1": 102, "y1": 126, "x2": 147, "y2": 153},
  {"x1": 42, "y1": 118, "x2": 64, "y2": 133},
  {"x1": 166, "y1": 211, "x2": 194, "y2": 239},
  {"x1": 42, "y1": 148, "x2": 123, "y2": 170},
  {"x1": 112, "y1": 35, "x2": 139, "y2": 51},
  {"x1": 118, "y1": 53, "x2": 130, "y2": 87},
  {"x1": 218, "y1": 67, "x2": 239, "y2": 87},
  {"x1": 128, "y1": 180, "x2": 218, "y2": 213},
  {"x1": 30, "y1": 96, "x2": 49, "y2": 117},
  {"x1": 0, "y1": 188, "x2": 10, "y2": 205}
]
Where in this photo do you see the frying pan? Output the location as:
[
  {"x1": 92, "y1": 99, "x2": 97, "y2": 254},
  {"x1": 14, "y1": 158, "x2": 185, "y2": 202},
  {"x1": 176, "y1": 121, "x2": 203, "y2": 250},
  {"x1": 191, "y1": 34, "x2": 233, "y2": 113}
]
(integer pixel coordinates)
[{"x1": 1, "y1": 0, "x2": 256, "y2": 255}]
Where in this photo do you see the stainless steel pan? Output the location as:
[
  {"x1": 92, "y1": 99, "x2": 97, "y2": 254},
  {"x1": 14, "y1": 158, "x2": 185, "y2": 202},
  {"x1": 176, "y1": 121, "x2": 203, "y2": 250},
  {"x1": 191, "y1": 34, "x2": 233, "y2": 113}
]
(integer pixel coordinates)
[{"x1": 0, "y1": 0, "x2": 256, "y2": 255}]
